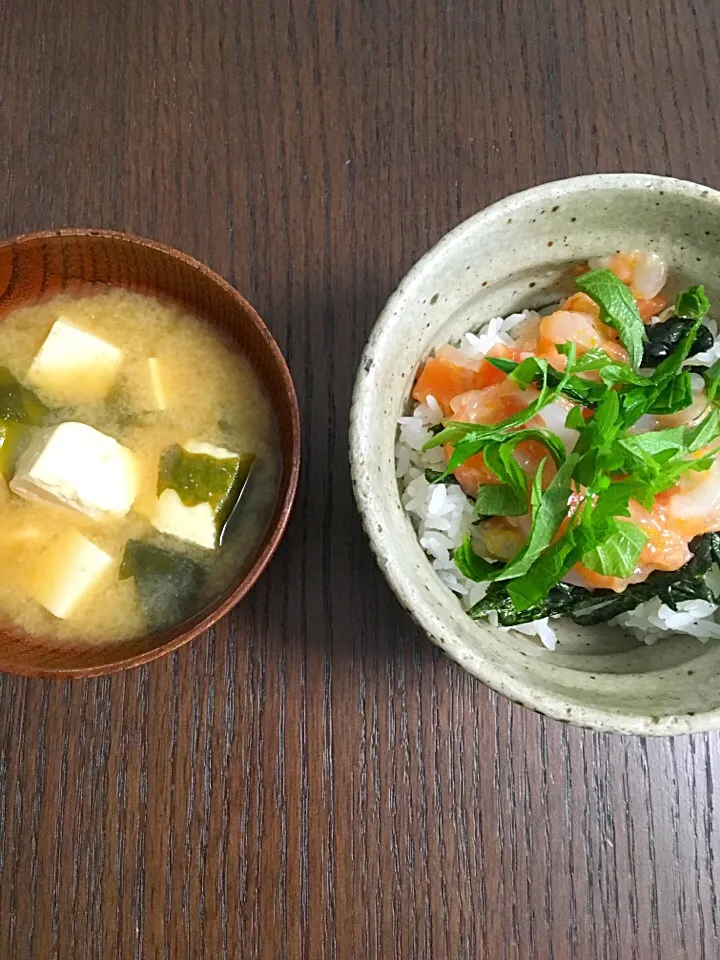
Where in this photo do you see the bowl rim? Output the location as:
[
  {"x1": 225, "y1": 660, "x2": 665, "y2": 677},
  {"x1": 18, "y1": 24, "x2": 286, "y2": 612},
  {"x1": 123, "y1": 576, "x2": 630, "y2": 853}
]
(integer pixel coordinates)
[
  {"x1": 350, "y1": 172, "x2": 720, "y2": 736},
  {"x1": 0, "y1": 227, "x2": 301, "y2": 679}
]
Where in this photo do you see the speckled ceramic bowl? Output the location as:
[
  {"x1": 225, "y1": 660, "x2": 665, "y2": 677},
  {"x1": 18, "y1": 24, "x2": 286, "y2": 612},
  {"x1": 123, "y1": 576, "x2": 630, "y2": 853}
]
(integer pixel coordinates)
[{"x1": 350, "y1": 173, "x2": 720, "y2": 736}]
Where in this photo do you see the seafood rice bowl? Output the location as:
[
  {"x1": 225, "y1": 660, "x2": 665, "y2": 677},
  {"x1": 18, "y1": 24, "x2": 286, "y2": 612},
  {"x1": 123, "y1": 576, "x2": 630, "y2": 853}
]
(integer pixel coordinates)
[{"x1": 397, "y1": 251, "x2": 720, "y2": 650}]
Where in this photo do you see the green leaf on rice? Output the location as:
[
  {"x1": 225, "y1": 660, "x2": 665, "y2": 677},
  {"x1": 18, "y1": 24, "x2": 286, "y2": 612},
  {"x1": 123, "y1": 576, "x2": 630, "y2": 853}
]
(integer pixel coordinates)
[
  {"x1": 702, "y1": 357, "x2": 720, "y2": 405},
  {"x1": 675, "y1": 284, "x2": 710, "y2": 321},
  {"x1": 580, "y1": 521, "x2": 648, "y2": 579},
  {"x1": 491, "y1": 456, "x2": 574, "y2": 582},
  {"x1": 574, "y1": 268, "x2": 646, "y2": 370},
  {"x1": 474, "y1": 483, "x2": 527, "y2": 517}
]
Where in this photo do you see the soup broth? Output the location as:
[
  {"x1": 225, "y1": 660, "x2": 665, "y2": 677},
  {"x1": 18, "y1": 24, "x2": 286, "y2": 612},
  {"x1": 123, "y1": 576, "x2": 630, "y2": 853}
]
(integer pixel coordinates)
[{"x1": 0, "y1": 288, "x2": 281, "y2": 642}]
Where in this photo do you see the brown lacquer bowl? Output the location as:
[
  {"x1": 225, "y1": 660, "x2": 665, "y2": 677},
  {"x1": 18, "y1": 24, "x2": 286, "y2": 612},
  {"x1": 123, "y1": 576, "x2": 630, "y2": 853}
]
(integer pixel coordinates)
[{"x1": 0, "y1": 229, "x2": 300, "y2": 678}]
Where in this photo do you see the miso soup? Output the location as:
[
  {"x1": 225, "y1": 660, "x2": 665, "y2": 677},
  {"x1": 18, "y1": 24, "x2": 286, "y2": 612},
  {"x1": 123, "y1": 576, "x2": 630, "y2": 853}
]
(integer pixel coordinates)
[{"x1": 0, "y1": 288, "x2": 281, "y2": 642}]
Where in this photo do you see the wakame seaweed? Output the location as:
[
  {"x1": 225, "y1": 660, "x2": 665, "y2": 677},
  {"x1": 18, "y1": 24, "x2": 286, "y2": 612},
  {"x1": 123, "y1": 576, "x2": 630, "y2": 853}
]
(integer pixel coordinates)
[{"x1": 120, "y1": 539, "x2": 206, "y2": 630}]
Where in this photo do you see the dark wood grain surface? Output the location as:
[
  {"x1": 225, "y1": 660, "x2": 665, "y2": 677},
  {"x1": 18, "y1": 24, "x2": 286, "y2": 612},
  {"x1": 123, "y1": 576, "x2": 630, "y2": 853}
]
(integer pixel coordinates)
[{"x1": 1, "y1": 0, "x2": 720, "y2": 956}]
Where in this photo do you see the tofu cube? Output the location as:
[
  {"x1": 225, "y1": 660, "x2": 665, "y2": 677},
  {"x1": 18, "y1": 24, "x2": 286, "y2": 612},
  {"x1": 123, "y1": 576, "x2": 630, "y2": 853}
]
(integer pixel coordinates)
[
  {"x1": 183, "y1": 440, "x2": 238, "y2": 459},
  {"x1": 152, "y1": 490, "x2": 218, "y2": 549},
  {"x1": 31, "y1": 530, "x2": 112, "y2": 619},
  {"x1": 120, "y1": 357, "x2": 167, "y2": 414},
  {"x1": 10, "y1": 421, "x2": 139, "y2": 519},
  {"x1": 147, "y1": 358, "x2": 167, "y2": 411},
  {"x1": 151, "y1": 440, "x2": 254, "y2": 550},
  {"x1": 27, "y1": 318, "x2": 123, "y2": 403}
]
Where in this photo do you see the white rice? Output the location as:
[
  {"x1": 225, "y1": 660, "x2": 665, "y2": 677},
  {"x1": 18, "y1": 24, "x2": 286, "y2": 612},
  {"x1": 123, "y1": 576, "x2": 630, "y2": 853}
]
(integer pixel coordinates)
[{"x1": 397, "y1": 309, "x2": 720, "y2": 650}]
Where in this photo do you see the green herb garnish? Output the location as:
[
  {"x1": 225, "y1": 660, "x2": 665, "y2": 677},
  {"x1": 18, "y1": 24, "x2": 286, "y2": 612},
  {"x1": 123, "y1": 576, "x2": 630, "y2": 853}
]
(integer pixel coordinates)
[
  {"x1": 452, "y1": 454, "x2": 579, "y2": 587},
  {"x1": 675, "y1": 284, "x2": 710, "y2": 321},
  {"x1": 486, "y1": 354, "x2": 605, "y2": 407},
  {"x1": 575, "y1": 268, "x2": 646, "y2": 370},
  {"x1": 474, "y1": 483, "x2": 527, "y2": 517},
  {"x1": 580, "y1": 521, "x2": 648, "y2": 579},
  {"x1": 702, "y1": 357, "x2": 720, "y2": 405}
]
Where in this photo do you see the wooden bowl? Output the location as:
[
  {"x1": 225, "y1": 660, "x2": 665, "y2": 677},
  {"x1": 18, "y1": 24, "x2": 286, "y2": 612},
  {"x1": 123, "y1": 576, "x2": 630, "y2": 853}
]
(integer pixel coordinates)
[{"x1": 0, "y1": 229, "x2": 300, "y2": 678}]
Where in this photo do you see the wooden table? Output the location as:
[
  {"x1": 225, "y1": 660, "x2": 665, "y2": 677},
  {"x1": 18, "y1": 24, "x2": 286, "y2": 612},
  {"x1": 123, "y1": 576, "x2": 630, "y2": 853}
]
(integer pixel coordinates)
[{"x1": 1, "y1": 0, "x2": 720, "y2": 956}]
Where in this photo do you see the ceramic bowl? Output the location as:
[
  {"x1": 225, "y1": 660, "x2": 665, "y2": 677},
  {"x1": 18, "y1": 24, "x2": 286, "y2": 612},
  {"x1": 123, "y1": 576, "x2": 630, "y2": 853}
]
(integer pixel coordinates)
[
  {"x1": 350, "y1": 173, "x2": 720, "y2": 735},
  {"x1": 0, "y1": 229, "x2": 300, "y2": 678}
]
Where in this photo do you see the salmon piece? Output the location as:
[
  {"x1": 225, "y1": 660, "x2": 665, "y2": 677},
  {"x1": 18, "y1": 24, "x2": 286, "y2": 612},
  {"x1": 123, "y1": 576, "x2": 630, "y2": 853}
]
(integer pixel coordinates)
[
  {"x1": 537, "y1": 310, "x2": 602, "y2": 361},
  {"x1": 562, "y1": 291, "x2": 600, "y2": 321},
  {"x1": 636, "y1": 296, "x2": 668, "y2": 323},
  {"x1": 597, "y1": 251, "x2": 668, "y2": 300},
  {"x1": 536, "y1": 309, "x2": 629, "y2": 368},
  {"x1": 448, "y1": 382, "x2": 526, "y2": 424},
  {"x1": 449, "y1": 449, "x2": 501, "y2": 497},
  {"x1": 412, "y1": 344, "x2": 519, "y2": 414},
  {"x1": 514, "y1": 439, "x2": 558, "y2": 487},
  {"x1": 445, "y1": 381, "x2": 531, "y2": 496},
  {"x1": 663, "y1": 456, "x2": 720, "y2": 540},
  {"x1": 476, "y1": 343, "x2": 520, "y2": 388},
  {"x1": 413, "y1": 357, "x2": 478, "y2": 412}
]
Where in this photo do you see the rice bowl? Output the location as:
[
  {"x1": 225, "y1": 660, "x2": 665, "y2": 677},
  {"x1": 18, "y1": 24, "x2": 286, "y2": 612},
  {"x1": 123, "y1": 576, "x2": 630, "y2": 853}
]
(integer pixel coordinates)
[{"x1": 350, "y1": 174, "x2": 720, "y2": 734}]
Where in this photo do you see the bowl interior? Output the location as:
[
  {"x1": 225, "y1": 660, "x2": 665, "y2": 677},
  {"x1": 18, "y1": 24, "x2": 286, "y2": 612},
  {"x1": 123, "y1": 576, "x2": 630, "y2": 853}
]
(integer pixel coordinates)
[
  {"x1": 351, "y1": 174, "x2": 720, "y2": 734},
  {"x1": 0, "y1": 230, "x2": 299, "y2": 677}
]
